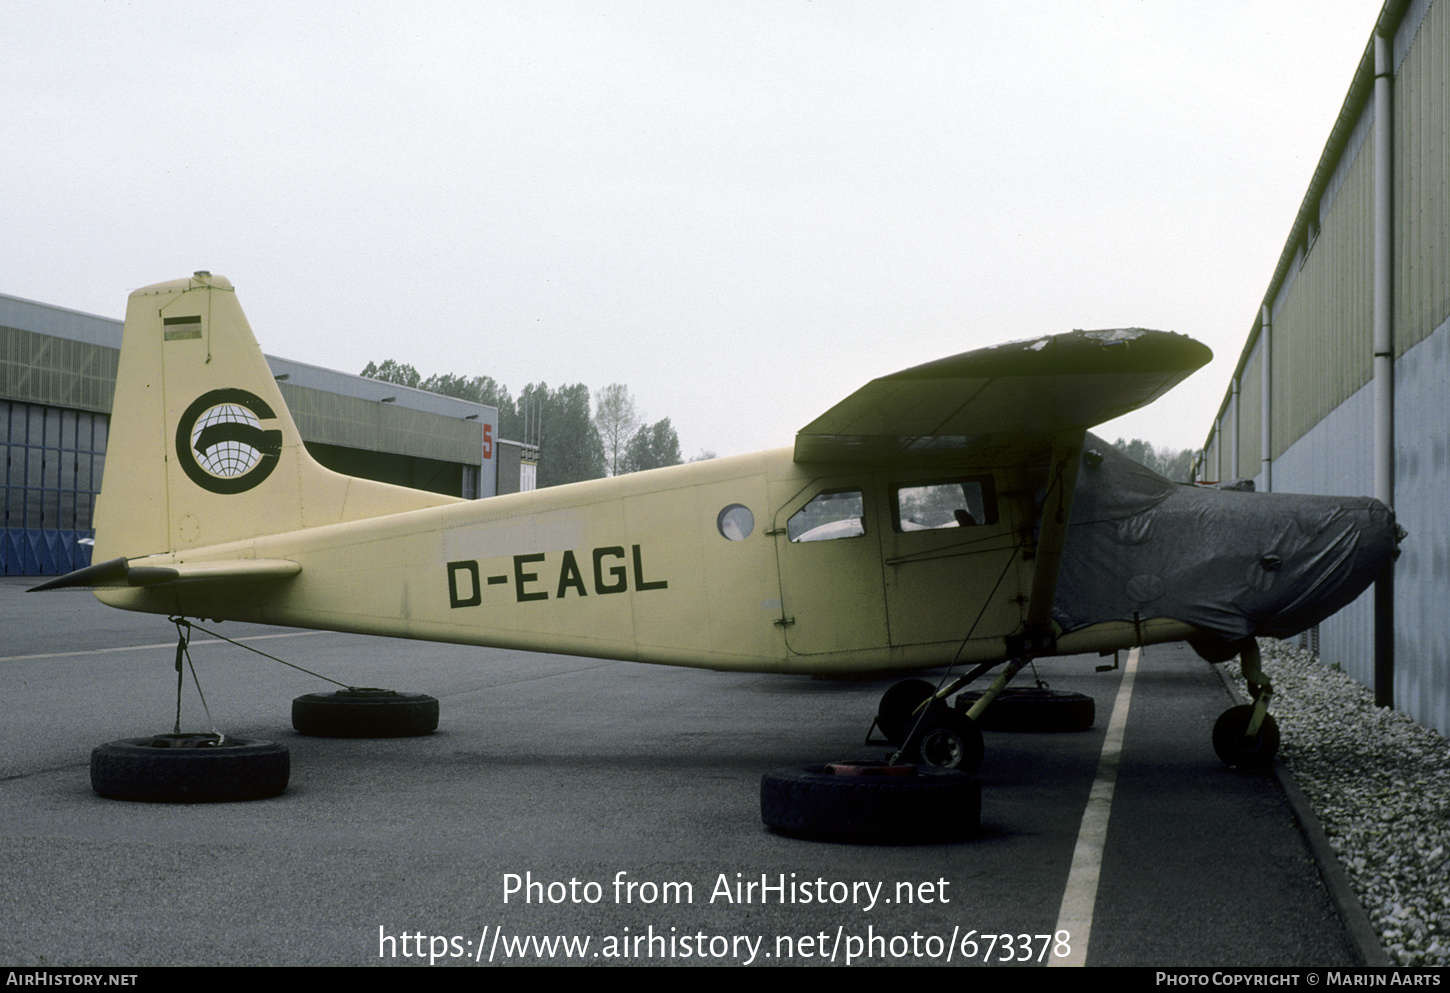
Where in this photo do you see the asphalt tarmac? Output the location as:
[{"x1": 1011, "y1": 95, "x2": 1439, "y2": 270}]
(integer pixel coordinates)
[{"x1": 0, "y1": 577, "x2": 1367, "y2": 967}]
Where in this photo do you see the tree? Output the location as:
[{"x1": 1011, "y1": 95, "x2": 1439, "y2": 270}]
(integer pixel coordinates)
[
  {"x1": 527, "y1": 382, "x2": 605, "y2": 487},
  {"x1": 420, "y1": 372, "x2": 519, "y2": 439},
  {"x1": 363, "y1": 361, "x2": 521, "y2": 438},
  {"x1": 1111, "y1": 437, "x2": 1195, "y2": 483},
  {"x1": 360, "y1": 361, "x2": 621, "y2": 487},
  {"x1": 594, "y1": 383, "x2": 642, "y2": 476},
  {"x1": 361, "y1": 359, "x2": 421, "y2": 389},
  {"x1": 621, "y1": 418, "x2": 683, "y2": 473},
  {"x1": 1157, "y1": 447, "x2": 1195, "y2": 483}
]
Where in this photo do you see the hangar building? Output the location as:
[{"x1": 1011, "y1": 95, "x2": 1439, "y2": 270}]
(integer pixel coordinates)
[
  {"x1": 1, "y1": 290, "x2": 529, "y2": 577},
  {"x1": 1197, "y1": 0, "x2": 1449, "y2": 735}
]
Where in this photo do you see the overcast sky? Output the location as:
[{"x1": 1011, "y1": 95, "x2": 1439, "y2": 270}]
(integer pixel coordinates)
[{"x1": 4, "y1": 1, "x2": 1381, "y2": 461}]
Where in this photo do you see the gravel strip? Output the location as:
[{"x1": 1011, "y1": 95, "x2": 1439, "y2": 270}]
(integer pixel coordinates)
[{"x1": 1224, "y1": 640, "x2": 1450, "y2": 967}]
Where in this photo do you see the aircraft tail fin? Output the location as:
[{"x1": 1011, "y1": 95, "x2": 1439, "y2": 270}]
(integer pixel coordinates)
[{"x1": 93, "y1": 273, "x2": 458, "y2": 563}]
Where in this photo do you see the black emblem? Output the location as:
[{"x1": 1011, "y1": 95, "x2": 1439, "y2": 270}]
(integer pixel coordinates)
[{"x1": 175, "y1": 389, "x2": 283, "y2": 494}]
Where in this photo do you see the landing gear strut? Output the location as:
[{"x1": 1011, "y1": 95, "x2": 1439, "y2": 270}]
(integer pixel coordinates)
[{"x1": 874, "y1": 653, "x2": 1094, "y2": 772}]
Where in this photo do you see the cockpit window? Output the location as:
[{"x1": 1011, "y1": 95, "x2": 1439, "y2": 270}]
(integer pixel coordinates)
[
  {"x1": 788, "y1": 489, "x2": 865, "y2": 542},
  {"x1": 893, "y1": 477, "x2": 996, "y2": 531}
]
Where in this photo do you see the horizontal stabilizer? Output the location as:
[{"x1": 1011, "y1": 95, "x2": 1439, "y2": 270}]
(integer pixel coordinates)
[
  {"x1": 28, "y1": 557, "x2": 300, "y2": 592},
  {"x1": 795, "y1": 328, "x2": 1211, "y2": 467}
]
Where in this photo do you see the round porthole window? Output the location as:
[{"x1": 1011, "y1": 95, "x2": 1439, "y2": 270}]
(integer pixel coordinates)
[{"x1": 717, "y1": 504, "x2": 754, "y2": 541}]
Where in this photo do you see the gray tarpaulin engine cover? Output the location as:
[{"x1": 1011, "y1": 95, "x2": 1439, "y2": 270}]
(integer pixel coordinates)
[{"x1": 1053, "y1": 436, "x2": 1397, "y2": 642}]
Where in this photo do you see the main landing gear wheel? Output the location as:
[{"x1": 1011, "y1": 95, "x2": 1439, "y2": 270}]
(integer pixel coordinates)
[
  {"x1": 292, "y1": 688, "x2": 439, "y2": 738},
  {"x1": 760, "y1": 764, "x2": 980, "y2": 844},
  {"x1": 899, "y1": 707, "x2": 984, "y2": 774},
  {"x1": 957, "y1": 688, "x2": 1096, "y2": 733},
  {"x1": 90, "y1": 734, "x2": 290, "y2": 803},
  {"x1": 1211, "y1": 705, "x2": 1280, "y2": 768},
  {"x1": 875, "y1": 679, "x2": 936, "y2": 744}
]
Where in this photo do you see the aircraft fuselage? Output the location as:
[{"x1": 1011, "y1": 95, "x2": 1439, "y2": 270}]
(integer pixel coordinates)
[{"x1": 96, "y1": 448, "x2": 1072, "y2": 673}]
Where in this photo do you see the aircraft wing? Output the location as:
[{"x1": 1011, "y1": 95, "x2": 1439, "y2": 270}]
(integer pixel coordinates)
[
  {"x1": 27, "y1": 557, "x2": 300, "y2": 592},
  {"x1": 794, "y1": 328, "x2": 1212, "y2": 467}
]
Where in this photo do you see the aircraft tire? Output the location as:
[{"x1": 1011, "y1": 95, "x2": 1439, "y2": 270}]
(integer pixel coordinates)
[
  {"x1": 760, "y1": 765, "x2": 979, "y2": 844},
  {"x1": 876, "y1": 679, "x2": 936, "y2": 744},
  {"x1": 899, "y1": 707, "x2": 985, "y2": 773},
  {"x1": 957, "y1": 688, "x2": 1095, "y2": 733},
  {"x1": 1211, "y1": 705, "x2": 1280, "y2": 768},
  {"x1": 292, "y1": 689, "x2": 439, "y2": 737},
  {"x1": 90, "y1": 734, "x2": 289, "y2": 803}
]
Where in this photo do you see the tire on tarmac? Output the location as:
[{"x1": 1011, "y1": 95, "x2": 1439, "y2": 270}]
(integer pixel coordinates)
[
  {"x1": 292, "y1": 688, "x2": 439, "y2": 737},
  {"x1": 957, "y1": 688, "x2": 1095, "y2": 733},
  {"x1": 90, "y1": 734, "x2": 290, "y2": 803},
  {"x1": 760, "y1": 765, "x2": 980, "y2": 844}
]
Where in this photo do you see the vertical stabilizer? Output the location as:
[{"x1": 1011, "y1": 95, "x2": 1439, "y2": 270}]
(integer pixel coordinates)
[{"x1": 93, "y1": 273, "x2": 457, "y2": 562}]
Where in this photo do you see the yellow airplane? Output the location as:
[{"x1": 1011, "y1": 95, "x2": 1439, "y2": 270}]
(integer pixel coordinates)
[{"x1": 34, "y1": 274, "x2": 1399, "y2": 833}]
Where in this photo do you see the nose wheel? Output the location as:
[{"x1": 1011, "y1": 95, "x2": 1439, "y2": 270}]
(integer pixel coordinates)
[
  {"x1": 1212, "y1": 706, "x2": 1280, "y2": 767},
  {"x1": 1212, "y1": 640, "x2": 1280, "y2": 767}
]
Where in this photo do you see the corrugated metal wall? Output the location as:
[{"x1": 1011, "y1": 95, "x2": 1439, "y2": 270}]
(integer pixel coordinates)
[
  {"x1": 1393, "y1": 0, "x2": 1450, "y2": 357},
  {"x1": 1237, "y1": 345, "x2": 1263, "y2": 479},
  {"x1": 279, "y1": 382, "x2": 483, "y2": 466},
  {"x1": 1201, "y1": 429, "x2": 1220, "y2": 482},
  {"x1": 0, "y1": 325, "x2": 118, "y2": 414},
  {"x1": 1200, "y1": 0, "x2": 1450, "y2": 736},
  {"x1": 1269, "y1": 146, "x2": 1375, "y2": 460}
]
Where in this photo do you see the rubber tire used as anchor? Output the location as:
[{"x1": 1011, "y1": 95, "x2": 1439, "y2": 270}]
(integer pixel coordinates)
[
  {"x1": 1211, "y1": 705, "x2": 1281, "y2": 768},
  {"x1": 292, "y1": 688, "x2": 439, "y2": 738},
  {"x1": 898, "y1": 706, "x2": 985, "y2": 774},
  {"x1": 760, "y1": 764, "x2": 980, "y2": 844},
  {"x1": 875, "y1": 678, "x2": 937, "y2": 744},
  {"x1": 956, "y1": 688, "x2": 1096, "y2": 733},
  {"x1": 90, "y1": 733, "x2": 290, "y2": 803}
]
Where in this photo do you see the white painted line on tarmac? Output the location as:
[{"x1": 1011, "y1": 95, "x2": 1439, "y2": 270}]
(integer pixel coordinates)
[
  {"x1": 0, "y1": 630, "x2": 321, "y2": 663},
  {"x1": 1048, "y1": 646, "x2": 1139, "y2": 968}
]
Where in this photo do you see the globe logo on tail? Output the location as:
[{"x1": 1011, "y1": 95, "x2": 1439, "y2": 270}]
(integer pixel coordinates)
[{"x1": 175, "y1": 389, "x2": 283, "y2": 494}]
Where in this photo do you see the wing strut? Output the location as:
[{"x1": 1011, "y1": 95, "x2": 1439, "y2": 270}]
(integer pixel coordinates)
[
  {"x1": 1023, "y1": 429, "x2": 1086, "y2": 638},
  {"x1": 953, "y1": 431, "x2": 1087, "y2": 718}
]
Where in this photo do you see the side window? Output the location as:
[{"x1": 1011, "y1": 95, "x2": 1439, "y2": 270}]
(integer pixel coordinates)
[
  {"x1": 893, "y1": 477, "x2": 996, "y2": 531},
  {"x1": 788, "y1": 489, "x2": 865, "y2": 542}
]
